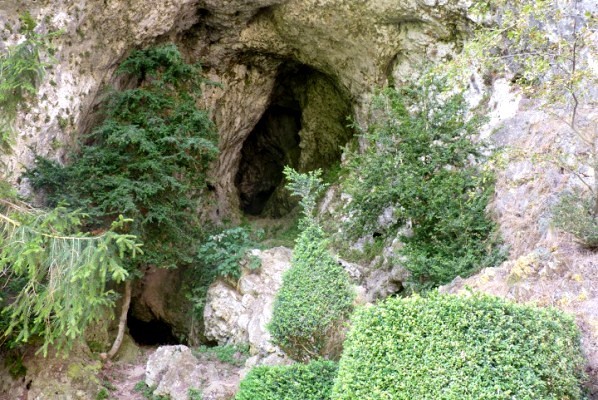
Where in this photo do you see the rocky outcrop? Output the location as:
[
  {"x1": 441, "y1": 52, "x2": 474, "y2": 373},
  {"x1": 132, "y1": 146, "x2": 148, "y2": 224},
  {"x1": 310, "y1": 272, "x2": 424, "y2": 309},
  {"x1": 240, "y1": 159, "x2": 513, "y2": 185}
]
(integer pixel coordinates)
[
  {"x1": 203, "y1": 247, "x2": 292, "y2": 364},
  {"x1": 146, "y1": 345, "x2": 240, "y2": 400},
  {"x1": 1, "y1": 0, "x2": 470, "y2": 219}
]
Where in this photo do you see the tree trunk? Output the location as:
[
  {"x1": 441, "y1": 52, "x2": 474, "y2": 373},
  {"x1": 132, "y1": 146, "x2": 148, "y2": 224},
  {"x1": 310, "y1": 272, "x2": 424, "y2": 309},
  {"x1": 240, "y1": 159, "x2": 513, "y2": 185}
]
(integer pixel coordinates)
[{"x1": 104, "y1": 280, "x2": 132, "y2": 359}]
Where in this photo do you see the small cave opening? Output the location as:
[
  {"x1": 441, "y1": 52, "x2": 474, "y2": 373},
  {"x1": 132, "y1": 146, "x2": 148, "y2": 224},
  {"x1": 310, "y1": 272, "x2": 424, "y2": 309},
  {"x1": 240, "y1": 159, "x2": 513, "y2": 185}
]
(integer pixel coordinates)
[
  {"x1": 235, "y1": 63, "x2": 353, "y2": 218},
  {"x1": 127, "y1": 314, "x2": 181, "y2": 346}
]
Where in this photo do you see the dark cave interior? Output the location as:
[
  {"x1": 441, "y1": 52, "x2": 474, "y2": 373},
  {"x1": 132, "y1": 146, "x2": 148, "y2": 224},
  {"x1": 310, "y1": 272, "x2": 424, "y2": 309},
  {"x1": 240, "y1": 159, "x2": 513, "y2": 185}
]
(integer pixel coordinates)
[{"x1": 127, "y1": 313, "x2": 181, "y2": 346}]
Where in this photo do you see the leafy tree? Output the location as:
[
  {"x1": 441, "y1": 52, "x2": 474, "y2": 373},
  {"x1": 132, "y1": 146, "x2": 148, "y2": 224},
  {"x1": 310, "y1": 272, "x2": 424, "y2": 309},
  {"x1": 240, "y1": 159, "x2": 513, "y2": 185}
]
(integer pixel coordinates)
[{"x1": 341, "y1": 81, "x2": 504, "y2": 289}]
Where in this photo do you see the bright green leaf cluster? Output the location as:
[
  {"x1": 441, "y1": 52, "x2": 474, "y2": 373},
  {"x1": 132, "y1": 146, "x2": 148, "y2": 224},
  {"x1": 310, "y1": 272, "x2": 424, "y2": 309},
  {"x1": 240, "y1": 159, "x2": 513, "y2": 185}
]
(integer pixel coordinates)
[
  {"x1": 341, "y1": 80, "x2": 504, "y2": 289},
  {"x1": 283, "y1": 166, "x2": 328, "y2": 227},
  {"x1": 236, "y1": 360, "x2": 338, "y2": 400},
  {"x1": 332, "y1": 293, "x2": 586, "y2": 399},
  {"x1": 186, "y1": 225, "x2": 262, "y2": 319}
]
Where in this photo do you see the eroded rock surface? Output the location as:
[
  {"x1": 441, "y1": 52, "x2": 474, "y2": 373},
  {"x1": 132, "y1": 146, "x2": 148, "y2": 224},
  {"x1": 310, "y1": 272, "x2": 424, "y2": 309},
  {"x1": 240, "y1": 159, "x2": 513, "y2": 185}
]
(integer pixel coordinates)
[
  {"x1": 146, "y1": 345, "x2": 241, "y2": 400},
  {"x1": 1, "y1": 0, "x2": 470, "y2": 219},
  {"x1": 204, "y1": 247, "x2": 292, "y2": 363}
]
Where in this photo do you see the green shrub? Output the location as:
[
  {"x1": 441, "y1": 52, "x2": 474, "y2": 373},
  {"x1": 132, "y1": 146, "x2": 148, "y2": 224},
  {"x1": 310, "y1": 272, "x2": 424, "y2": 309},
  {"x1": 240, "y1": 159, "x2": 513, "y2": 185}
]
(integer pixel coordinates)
[
  {"x1": 193, "y1": 343, "x2": 250, "y2": 367},
  {"x1": 186, "y1": 225, "x2": 262, "y2": 321},
  {"x1": 236, "y1": 360, "x2": 338, "y2": 400},
  {"x1": 552, "y1": 189, "x2": 598, "y2": 249},
  {"x1": 268, "y1": 223, "x2": 354, "y2": 361},
  {"x1": 332, "y1": 293, "x2": 586, "y2": 400},
  {"x1": 267, "y1": 168, "x2": 353, "y2": 361},
  {"x1": 341, "y1": 80, "x2": 504, "y2": 289},
  {"x1": 133, "y1": 381, "x2": 170, "y2": 400},
  {"x1": 27, "y1": 44, "x2": 218, "y2": 269}
]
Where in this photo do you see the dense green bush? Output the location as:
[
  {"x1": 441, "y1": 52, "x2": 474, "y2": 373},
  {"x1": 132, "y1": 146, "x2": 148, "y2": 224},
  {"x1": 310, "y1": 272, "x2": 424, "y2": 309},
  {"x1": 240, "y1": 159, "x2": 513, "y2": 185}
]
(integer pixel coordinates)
[
  {"x1": 341, "y1": 81, "x2": 504, "y2": 289},
  {"x1": 552, "y1": 189, "x2": 598, "y2": 249},
  {"x1": 268, "y1": 224, "x2": 354, "y2": 361},
  {"x1": 332, "y1": 293, "x2": 586, "y2": 400},
  {"x1": 268, "y1": 168, "x2": 354, "y2": 361},
  {"x1": 27, "y1": 44, "x2": 218, "y2": 269},
  {"x1": 236, "y1": 360, "x2": 338, "y2": 400}
]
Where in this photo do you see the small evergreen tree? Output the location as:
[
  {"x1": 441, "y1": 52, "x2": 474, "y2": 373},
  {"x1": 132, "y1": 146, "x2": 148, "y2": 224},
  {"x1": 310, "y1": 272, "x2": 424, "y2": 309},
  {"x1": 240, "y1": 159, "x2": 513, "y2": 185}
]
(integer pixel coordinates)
[
  {"x1": 28, "y1": 44, "x2": 219, "y2": 269},
  {"x1": 268, "y1": 168, "x2": 354, "y2": 361}
]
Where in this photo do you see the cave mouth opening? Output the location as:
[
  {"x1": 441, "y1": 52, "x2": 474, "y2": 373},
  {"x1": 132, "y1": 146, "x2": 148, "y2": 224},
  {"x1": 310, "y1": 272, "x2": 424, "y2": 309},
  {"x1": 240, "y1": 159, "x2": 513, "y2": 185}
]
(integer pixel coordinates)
[
  {"x1": 127, "y1": 313, "x2": 181, "y2": 346},
  {"x1": 235, "y1": 102, "x2": 302, "y2": 216},
  {"x1": 235, "y1": 63, "x2": 353, "y2": 218}
]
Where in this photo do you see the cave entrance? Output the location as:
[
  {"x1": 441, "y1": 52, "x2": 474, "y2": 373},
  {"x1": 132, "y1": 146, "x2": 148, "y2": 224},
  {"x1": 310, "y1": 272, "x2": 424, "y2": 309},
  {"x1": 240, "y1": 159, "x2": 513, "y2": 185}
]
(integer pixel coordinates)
[
  {"x1": 235, "y1": 63, "x2": 353, "y2": 218},
  {"x1": 127, "y1": 313, "x2": 180, "y2": 346},
  {"x1": 235, "y1": 103, "x2": 301, "y2": 216}
]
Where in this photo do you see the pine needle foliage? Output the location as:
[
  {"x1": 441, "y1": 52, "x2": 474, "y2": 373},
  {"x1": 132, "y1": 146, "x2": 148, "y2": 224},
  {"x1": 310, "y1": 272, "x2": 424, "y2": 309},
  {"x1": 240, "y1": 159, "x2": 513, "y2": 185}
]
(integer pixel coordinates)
[
  {"x1": 341, "y1": 79, "x2": 504, "y2": 289},
  {"x1": 0, "y1": 197, "x2": 142, "y2": 356},
  {"x1": 0, "y1": 12, "x2": 59, "y2": 147},
  {"x1": 27, "y1": 44, "x2": 219, "y2": 269}
]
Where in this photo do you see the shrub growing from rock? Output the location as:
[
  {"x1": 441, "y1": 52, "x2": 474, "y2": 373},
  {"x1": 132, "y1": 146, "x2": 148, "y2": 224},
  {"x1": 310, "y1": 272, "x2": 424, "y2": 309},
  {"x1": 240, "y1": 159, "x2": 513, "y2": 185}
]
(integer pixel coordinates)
[
  {"x1": 236, "y1": 360, "x2": 338, "y2": 400},
  {"x1": 552, "y1": 189, "x2": 598, "y2": 249},
  {"x1": 340, "y1": 82, "x2": 504, "y2": 289},
  {"x1": 268, "y1": 223, "x2": 354, "y2": 361},
  {"x1": 332, "y1": 293, "x2": 586, "y2": 400}
]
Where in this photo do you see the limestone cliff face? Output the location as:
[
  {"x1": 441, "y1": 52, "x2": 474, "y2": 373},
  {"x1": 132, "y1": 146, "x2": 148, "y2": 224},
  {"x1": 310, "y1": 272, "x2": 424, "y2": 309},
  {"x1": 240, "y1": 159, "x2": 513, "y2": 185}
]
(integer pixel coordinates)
[{"x1": 1, "y1": 0, "x2": 468, "y2": 217}]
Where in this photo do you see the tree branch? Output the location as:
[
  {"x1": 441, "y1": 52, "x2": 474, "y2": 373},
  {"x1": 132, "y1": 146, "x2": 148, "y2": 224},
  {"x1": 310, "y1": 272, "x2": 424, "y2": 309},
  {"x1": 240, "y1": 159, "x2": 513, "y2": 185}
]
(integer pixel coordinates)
[{"x1": 103, "y1": 280, "x2": 132, "y2": 360}]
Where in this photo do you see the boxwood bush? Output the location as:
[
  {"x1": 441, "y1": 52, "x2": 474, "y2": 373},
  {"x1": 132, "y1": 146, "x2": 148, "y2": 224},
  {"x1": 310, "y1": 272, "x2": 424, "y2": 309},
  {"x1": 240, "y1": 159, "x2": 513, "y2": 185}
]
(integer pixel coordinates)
[
  {"x1": 332, "y1": 293, "x2": 586, "y2": 400},
  {"x1": 236, "y1": 360, "x2": 338, "y2": 400},
  {"x1": 268, "y1": 223, "x2": 354, "y2": 361}
]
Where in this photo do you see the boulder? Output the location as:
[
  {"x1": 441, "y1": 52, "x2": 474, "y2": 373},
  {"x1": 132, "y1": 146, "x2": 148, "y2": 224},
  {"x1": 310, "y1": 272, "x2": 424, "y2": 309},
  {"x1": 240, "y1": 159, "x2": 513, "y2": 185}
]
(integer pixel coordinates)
[{"x1": 204, "y1": 247, "x2": 292, "y2": 362}]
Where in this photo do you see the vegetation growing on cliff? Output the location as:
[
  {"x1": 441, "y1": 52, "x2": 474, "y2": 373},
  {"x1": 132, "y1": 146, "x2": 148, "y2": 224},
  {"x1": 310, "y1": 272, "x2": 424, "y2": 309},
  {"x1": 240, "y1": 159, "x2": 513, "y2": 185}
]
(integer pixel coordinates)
[
  {"x1": 2, "y1": 44, "x2": 218, "y2": 356},
  {"x1": 0, "y1": 12, "x2": 59, "y2": 148},
  {"x1": 340, "y1": 80, "x2": 504, "y2": 289},
  {"x1": 28, "y1": 44, "x2": 218, "y2": 270},
  {"x1": 458, "y1": 0, "x2": 598, "y2": 249}
]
